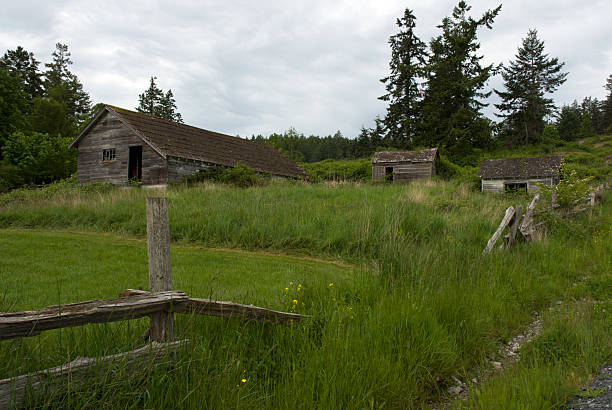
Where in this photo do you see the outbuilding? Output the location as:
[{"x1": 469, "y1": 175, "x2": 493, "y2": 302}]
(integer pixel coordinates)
[
  {"x1": 371, "y1": 148, "x2": 439, "y2": 182},
  {"x1": 69, "y1": 105, "x2": 305, "y2": 185},
  {"x1": 478, "y1": 155, "x2": 562, "y2": 194}
]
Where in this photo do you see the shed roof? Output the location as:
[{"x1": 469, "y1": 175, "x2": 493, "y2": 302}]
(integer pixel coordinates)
[
  {"x1": 70, "y1": 106, "x2": 305, "y2": 178},
  {"x1": 478, "y1": 156, "x2": 562, "y2": 179},
  {"x1": 371, "y1": 148, "x2": 439, "y2": 164}
]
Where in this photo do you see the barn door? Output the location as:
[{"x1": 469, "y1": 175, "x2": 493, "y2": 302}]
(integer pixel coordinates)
[{"x1": 128, "y1": 146, "x2": 142, "y2": 181}]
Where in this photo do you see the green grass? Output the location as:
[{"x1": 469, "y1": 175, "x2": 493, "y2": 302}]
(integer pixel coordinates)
[{"x1": 0, "y1": 180, "x2": 610, "y2": 408}]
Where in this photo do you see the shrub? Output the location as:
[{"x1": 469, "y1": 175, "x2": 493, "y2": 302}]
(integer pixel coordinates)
[{"x1": 182, "y1": 163, "x2": 266, "y2": 188}]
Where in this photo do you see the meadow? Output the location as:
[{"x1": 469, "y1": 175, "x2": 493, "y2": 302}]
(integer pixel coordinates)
[{"x1": 0, "y1": 178, "x2": 610, "y2": 408}]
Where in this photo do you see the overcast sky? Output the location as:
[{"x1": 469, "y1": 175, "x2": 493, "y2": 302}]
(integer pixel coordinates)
[{"x1": 1, "y1": 1, "x2": 611, "y2": 138}]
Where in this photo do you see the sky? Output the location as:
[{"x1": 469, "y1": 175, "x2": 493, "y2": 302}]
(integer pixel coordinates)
[{"x1": 1, "y1": 0, "x2": 611, "y2": 139}]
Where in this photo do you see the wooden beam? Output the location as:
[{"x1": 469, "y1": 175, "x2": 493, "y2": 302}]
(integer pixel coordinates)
[
  {"x1": 120, "y1": 289, "x2": 308, "y2": 324},
  {"x1": 507, "y1": 205, "x2": 523, "y2": 247},
  {"x1": 0, "y1": 340, "x2": 188, "y2": 409},
  {"x1": 519, "y1": 194, "x2": 540, "y2": 241},
  {"x1": 146, "y1": 197, "x2": 174, "y2": 342},
  {"x1": 0, "y1": 291, "x2": 187, "y2": 341},
  {"x1": 483, "y1": 206, "x2": 515, "y2": 254}
]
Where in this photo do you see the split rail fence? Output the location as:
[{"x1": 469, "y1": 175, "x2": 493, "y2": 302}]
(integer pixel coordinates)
[{"x1": 0, "y1": 197, "x2": 307, "y2": 408}]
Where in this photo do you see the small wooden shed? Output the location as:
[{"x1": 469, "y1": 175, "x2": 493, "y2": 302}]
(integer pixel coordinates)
[
  {"x1": 371, "y1": 148, "x2": 439, "y2": 182},
  {"x1": 478, "y1": 156, "x2": 562, "y2": 194},
  {"x1": 69, "y1": 105, "x2": 305, "y2": 185}
]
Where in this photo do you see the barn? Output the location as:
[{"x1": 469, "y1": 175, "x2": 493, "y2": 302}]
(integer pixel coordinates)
[
  {"x1": 69, "y1": 105, "x2": 305, "y2": 185},
  {"x1": 371, "y1": 148, "x2": 439, "y2": 182},
  {"x1": 478, "y1": 155, "x2": 562, "y2": 194}
]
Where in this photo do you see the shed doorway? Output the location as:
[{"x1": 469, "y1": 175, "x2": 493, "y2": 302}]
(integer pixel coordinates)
[
  {"x1": 128, "y1": 146, "x2": 142, "y2": 181},
  {"x1": 504, "y1": 182, "x2": 527, "y2": 193},
  {"x1": 385, "y1": 167, "x2": 394, "y2": 182}
]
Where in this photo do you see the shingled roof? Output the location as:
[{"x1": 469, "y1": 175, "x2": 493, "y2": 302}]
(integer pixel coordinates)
[
  {"x1": 478, "y1": 156, "x2": 562, "y2": 179},
  {"x1": 371, "y1": 148, "x2": 439, "y2": 164},
  {"x1": 70, "y1": 105, "x2": 305, "y2": 178}
]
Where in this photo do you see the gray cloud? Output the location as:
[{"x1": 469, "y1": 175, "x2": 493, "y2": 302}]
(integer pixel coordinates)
[{"x1": 1, "y1": 0, "x2": 610, "y2": 138}]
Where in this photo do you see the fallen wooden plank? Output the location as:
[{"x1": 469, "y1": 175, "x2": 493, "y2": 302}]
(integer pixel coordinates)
[
  {"x1": 508, "y1": 205, "x2": 523, "y2": 247},
  {"x1": 483, "y1": 206, "x2": 515, "y2": 254},
  {"x1": 0, "y1": 291, "x2": 188, "y2": 341},
  {"x1": 120, "y1": 289, "x2": 308, "y2": 324},
  {"x1": 0, "y1": 340, "x2": 188, "y2": 409},
  {"x1": 519, "y1": 194, "x2": 540, "y2": 241}
]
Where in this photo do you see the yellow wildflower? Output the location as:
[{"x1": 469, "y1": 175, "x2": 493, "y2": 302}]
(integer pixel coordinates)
[
  {"x1": 241, "y1": 378, "x2": 247, "y2": 383},
  {"x1": 328, "y1": 283, "x2": 334, "y2": 287},
  {"x1": 292, "y1": 299, "x2": 298, "y2": 304}
]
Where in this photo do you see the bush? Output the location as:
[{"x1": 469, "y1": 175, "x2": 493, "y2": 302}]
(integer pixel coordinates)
[
  {"x1": 0, "y1": 160, "x2": 24, "y2": 193},
  {"x1": 302, "y1": 158, "x2": 371, "y2": 182},
  {"x1": 182, "y1": 163, "x2": 266, "y2": 188}
]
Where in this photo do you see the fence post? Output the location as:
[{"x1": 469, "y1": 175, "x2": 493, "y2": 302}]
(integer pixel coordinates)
[{"x1": 146, "y1": 197, "x2": 174, "y2": 342}]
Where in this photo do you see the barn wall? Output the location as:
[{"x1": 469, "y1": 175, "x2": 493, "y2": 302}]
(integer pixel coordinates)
[
  {"x1": 167, "y1": 157, "x2": 215, "y2": 183},
  {"x1": 481, "y1": 178, "x2": 554, "y2": 194},
  {"x1": 76, "y1": 111, "x2": 167, "y2": 185},
  {"x1": 372, "y1": 165, "x2": 386, "y2": 181}
]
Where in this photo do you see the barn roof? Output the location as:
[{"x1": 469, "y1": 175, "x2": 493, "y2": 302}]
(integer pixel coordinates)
[
  {"x1": 371, "y1": 148, "x2": 439, "y2": 164},
  {"x1": 477, "y1": 156, "x2": 562, "y2": 179},
  {"x1": 70, "y1": 106, "x2": 305, "y2": 178}
]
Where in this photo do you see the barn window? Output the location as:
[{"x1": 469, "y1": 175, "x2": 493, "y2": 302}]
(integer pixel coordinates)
[
  {"x1": 103, "y1": 148, "x2": 116, "y2": 161},
  {"x1": 385, "y1": 167, "x2": 394, "y2": 182},
  {"x1": 504, "y1": 182, "x2": 527, "y2": 193}
]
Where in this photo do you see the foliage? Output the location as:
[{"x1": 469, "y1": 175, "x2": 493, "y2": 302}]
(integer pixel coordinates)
[
  {"x1": 495, "y1": 29, "x2": 567, "y2": 145},
  {"x1": 420, "y1": 1, "x2": 500, "y2": 158},
  {"x1": 379, "y1": 8, "x2": 427, "y2": 147},
  {"x1": 557, "y1": 102, "x2": 582, "y2": 140},
  {"x1": 0, "y1": 160, "x2": 24, "y2": 193},
  {"x1": 182, "y1": 163, "x2": 265, "y2": 187},
  {"x1": 0, "y1": 69, "x2": 27, "y2": 152},
  {"x1": 302, "y1": 158, "x2": 371, "y2": 182},
  {"x1": 537, "y1": 164, "x2": 595, "y2": 210},
  {"x1": 2, "y1": 131, "x2": 76, "y2": 185},
  {"x1": 136, "y1": 76, "x2": 183, "y2": 122},
  {"x1": 0, "y1": 46, "x2": 44, "y2": 102},
  {"x1": 27, "y1": 97, "x2": 76, "y2": 138}
]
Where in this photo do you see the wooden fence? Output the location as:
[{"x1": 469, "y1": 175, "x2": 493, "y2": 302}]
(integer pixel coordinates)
[{"x1": 0, "y1": 197, "x2": 306, "y2": 408}]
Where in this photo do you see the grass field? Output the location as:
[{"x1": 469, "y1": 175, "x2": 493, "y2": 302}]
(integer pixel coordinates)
[{"x1": 0, "y1": 179, "x2": 610, "y2": 408}]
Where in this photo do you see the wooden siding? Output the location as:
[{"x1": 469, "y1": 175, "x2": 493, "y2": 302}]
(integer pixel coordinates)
[
  {"x1": 167, "y1": 157, "x2": 214, "y2": 183},
  {"x1": 76, "y1": 112, "x2": 167, "y2": 185},
  {"x1": 372, "y1": 162, "x2": 434, "y2": 182},
  {"x1": 481, "y1": 178, "x2": 554, "y2": 194}
]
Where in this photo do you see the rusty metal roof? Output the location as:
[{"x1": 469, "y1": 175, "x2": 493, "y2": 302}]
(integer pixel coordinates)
[
  {"x1": 371, "y1": 148, "x2": 439, "y2": 164},
  {"x1": 71, "y1": 106, "x2": 305, "y2": 178},
  {"x1": 478, "y1": 156, "x2": 562, "y2": 179}
]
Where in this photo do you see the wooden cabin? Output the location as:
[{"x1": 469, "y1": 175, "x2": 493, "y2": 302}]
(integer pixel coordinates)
[
  {"x1": 371, "y1": 148, "x2": 439, "y2": 182},
  {"x1": 69, "y1": 105, "x2": 305, "y2": 185},
  {"x1": 478, "y1": 156, "x2": 562, "y2": 194}
]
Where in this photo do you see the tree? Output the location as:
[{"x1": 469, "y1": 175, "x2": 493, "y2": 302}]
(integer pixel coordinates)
[
  {"x1": 43, "y1": 43, "x2": 91, "y2": 119},
  {"x1": 379, "y1": 9, "x2": 427, "y2": 148},
  {"x1": 0, "y1": 46, "x2": 43, "y2": 102},
  {"x1": 603, "y1": 74, "x2": 612, "y2": 132},
  {"x1": 0, "y1": 69, "x2": 27, "y2": 155},
  {"x1": 557, "y1": 102, "x2": 582, "y2": 141},
  {"x1": 420, "y1": 1, "x2": 501, "y2": 157},
  {"x1": 494, "y1": 29, "x2": 567, "y2": 145},
  {"x1": 137, "y1": 76, "x2": 183, "y2": 122}
]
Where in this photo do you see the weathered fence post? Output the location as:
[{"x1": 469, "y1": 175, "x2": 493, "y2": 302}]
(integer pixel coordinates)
[{"x1": 146, "y1": 197, "x2": 174, "y2": 342}]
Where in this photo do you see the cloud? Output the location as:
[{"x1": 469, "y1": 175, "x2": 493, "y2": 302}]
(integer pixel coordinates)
[{"x1": 1, "y1": 0, "x2": 610, "y2": 138}]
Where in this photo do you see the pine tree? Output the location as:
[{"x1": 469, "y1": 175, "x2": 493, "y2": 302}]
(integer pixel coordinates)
[
  {"x1": 379, "y1": 9, "x2": 427, "y2": 148},
  {"x1": 494, "y1": 29, "x2": 567, "y2": 145},
  {"x1": 0, "y1": 46, "x2": 43, "y2": 102},
  {"x1": 556, "y1": 101, "x2": 582, "y2": 141},
  {"x1": 420, "y1": 1, "x2": 501, "y2": 157},
  {"x1": 137, "y1": 77, "x2": 183, "y2": 122},
  {"x1": 43, "y1": 43, "x2": 91, "y2": 118},
  {"x1": 603, "y1": 74, "x2": 612, "y2": 132}
]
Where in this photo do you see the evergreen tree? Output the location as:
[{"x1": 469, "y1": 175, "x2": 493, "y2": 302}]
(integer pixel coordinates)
[
  {"x1": 379, "y1": 9, "x2": 427, "y2": 148},
  {"x1": 557, "y1": 101, "x2": 582, "y2": 141},
  {"x1": 43, "y1": 43, "x2": 91, "y2": 119},
  {"x1": 420, "y1": 1, "x2": 501, "y2": 157},
  {"x1": 0, "y1": 69, "x2": 27, "y2": 154},
  {"x1": 603, "y1": 74, "x2": 612, "y2": 132},
  {"x1": 137, "y1": 77, "x2": 183, "y2": 122},
  {"x1": 494, "y1": 29, "x2": 567, "y2": 145},
  {"x1": 0, "y1": 46, "x2": 43, "y2": 102}
]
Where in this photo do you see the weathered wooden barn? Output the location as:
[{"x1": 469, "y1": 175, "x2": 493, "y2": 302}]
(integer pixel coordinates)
[
  {"x1": 478, "y1": 156, "x2": 562, "y2": 194},
  {"x1": 69, "y1": 105, "x2": 305, "y2": 185},
  {"x1": 371, "y1": 148, "x2": 439, "y2": 182}
]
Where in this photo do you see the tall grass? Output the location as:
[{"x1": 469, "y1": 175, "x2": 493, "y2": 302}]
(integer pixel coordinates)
[{"x1": 0, "y1": 180, "x2": 610, "y2": 408}]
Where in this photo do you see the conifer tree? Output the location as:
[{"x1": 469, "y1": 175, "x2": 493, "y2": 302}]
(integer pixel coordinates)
[
  {"x1": 137, "y1": 77, "x2": 183, "y2": 122},
  {"x1": 420, "y1": 1, "x2": 500, "y2": 157},
  {"x1": 0, "y1": 46, "x2": 43, "y2": 102},
  {"x1": 603, "y1": 74, "x2": 612, "y2": 132},
  {"x1": 494, "y1": 29, "x2": 567, "y2": 145},
  {"x1": 379, "y1": 8, "x2": 427, "y2": 148}
]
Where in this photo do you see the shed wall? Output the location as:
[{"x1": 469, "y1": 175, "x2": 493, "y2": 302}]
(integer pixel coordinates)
[
  {"x1": 167, "y1": 157, "x2": 215, "y2": 183},
  {"x1": 372, "y1": 162, "x2": 434, "y2": 182},
  {"x1": 76, "y1": 112, "x2": 167, "y2": 185},
  {"x1": 481, "y1": 178, "x2": 554, "y2": 194}
]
